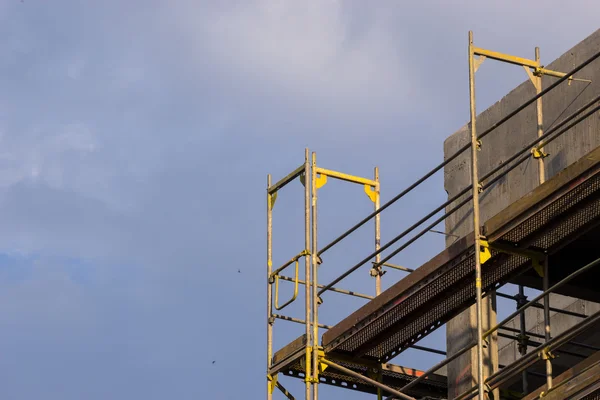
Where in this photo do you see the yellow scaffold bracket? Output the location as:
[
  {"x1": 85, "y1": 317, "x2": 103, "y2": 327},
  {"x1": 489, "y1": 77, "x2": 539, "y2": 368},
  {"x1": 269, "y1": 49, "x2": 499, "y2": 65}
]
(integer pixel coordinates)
[
  {"x1": 532, "y1": 258, "x2": 544, "y2": 278},
  {"x1": 304, "y1": 349, "x2": 327, "y2": 383},
  {"x1": 488, "y1": 241, "x2": 545, "y2": 277},
  {"x1": 541, "y1": 348, "x2": 556, "y2": 360},
  {"x1": 364, "y1": 184, "x2": 378, "y2": 203},
  {"x1": 299, "y1": 173, "x2": 328, "y2": 189},
  {"x1": 318, "y1": 350, "x2": 328, "y2": 373},
  {"x1": 480, "y1": 240, "x2": 492, "y2": 265},
  {"x1": 531, "y1": 146, "x2": 549, "y2": 159},
  {"x1": 267, "y1": 373, "x2": 278, "y2": 395},
  {"x1": 268, "y1": 191, "x2": 278, "y2": 210}
]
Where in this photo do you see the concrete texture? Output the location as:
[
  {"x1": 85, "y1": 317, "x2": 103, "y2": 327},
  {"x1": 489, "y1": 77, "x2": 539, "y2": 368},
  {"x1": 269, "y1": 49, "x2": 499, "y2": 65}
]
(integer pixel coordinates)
[{"x1": 443, "y1": 28, "x2": 600, "y2": 399}]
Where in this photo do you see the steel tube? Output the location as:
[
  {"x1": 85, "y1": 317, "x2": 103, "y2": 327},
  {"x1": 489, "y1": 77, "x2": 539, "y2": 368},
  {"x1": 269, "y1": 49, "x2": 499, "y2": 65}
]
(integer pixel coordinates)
[
  {"x1": 279, "y1": 275, "x2": 374, "y2": 300},
  {"x1": 315, "y1": 167, "x2": 377, "y2": 187},
  {"x1": 536, "y1": 47, "x2": 546, "y2": 185},
  {"x1": 271, "y1": 251, "x2": 309, "y2": 278},
  {"x1": 311, "y1": 152, "x2": 319, "y2": 400},
  {"x1": 320, "y1": 359, "x2": 416, "y2": 400},
  {"x1": 318, "y1": 49, "x2": 600, "y2": 257},
  {"x1": 276, "y1": 380, "x2": 297, "y2": 400},
  {"x1": 410, "y1": 344, "x2": 446, "y2": 356},
  {"x1": 273, "y1": 314, "x2": 332, "y2": 330},
  {"x1": 543, "y1": 259, "x2": 553, "y2": 390},
  {"x1": 377, "y1": 262, "x2": 414, "y2": 273},
  {"x1": 518, "y1": 285, "x2": 528, "y2": 393},
  {"x1": 468, "y1": 30, "x2": 486, "y2": 400},
  {"x1": 267, "y1": 174, "x2": 274, "y2": 400},
  {"x1": 375, "y1": 167, "x2": 382, "y2": 296},
  {"x1": 269, "y1": 164, "x2": 305, "y2": 194},
  {"x1": 303, "y1": 149, "x2": 311, "y2": 400}
]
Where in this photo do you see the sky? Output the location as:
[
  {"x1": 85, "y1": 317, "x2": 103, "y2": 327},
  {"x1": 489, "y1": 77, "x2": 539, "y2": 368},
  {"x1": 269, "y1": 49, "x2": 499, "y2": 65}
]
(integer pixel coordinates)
[{"x1": 0, "y1": 1, "x2": 598, "y2": 399}]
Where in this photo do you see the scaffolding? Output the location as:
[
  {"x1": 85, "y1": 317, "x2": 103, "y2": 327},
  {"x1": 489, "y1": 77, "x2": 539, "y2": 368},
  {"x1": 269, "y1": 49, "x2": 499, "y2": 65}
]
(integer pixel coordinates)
[{"x1": 266, "y1": 31, "x2": 600, "y2": 400}]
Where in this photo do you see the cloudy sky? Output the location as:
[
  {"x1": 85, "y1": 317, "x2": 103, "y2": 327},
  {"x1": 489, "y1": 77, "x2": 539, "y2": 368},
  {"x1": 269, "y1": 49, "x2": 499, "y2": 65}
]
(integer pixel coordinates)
[{"x1": 0, "y1": 1, "x2": 598, "y2": 399}]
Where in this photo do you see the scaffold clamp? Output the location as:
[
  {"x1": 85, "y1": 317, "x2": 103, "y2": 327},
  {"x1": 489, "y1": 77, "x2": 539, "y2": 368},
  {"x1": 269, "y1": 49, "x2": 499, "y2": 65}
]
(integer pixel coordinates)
[{"x1": 267, "y1": 373, "x2": 278, "y2": 394}]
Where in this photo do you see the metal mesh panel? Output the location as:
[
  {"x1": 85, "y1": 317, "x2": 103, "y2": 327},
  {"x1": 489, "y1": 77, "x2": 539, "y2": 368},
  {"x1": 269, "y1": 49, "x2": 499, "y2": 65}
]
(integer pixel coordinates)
[
  {"x1": 503, "y1": 174, "x2": 600, "y2": 244},
  {"x1": 529, "y1": 195, "x2": 600, "y2": 249}
]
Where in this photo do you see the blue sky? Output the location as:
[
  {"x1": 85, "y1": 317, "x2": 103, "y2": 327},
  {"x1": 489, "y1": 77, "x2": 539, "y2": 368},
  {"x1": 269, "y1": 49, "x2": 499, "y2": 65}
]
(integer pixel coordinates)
[{"x1": 0, "y1": 1, "x2": 598, "y2": 399}]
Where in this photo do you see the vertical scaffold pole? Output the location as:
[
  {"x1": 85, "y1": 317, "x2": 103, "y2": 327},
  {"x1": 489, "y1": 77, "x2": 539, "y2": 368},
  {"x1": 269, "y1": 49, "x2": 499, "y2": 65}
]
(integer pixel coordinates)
[
  {"x1": 535, "y1": 47, "x2": 546, "y2": 185},
  {"x1": 375, "y1": 167, "x2": 382, "y2": 296},
  {"x1": 517, "y1": 285, "x2": 529, "y2": 393},
  {"x1": 304, "y1": 149, "x2": 312, "y2": 400},
  {"x1": 535, "y1": 46, "x2": 553, "y2": 391},
  {"x1": 468, "y1": 30, "x2": 486, "y2": 400},
  {"x1": 375, "y1": 166, "x2": 382, "y2": 400},
  {"x1": 267, "y1": 174, "x2": 274, "y2": 400},
  {"x1": 543, "y1": 258, "x2": 553, "y2": 390},
  {"x1": 311, "y1": 151, "x2": 319, "y2": 400}
]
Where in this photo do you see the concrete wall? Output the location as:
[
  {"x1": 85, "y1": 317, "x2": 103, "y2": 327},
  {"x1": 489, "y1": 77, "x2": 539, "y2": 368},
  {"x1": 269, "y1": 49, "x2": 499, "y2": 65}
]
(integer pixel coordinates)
[{"x1": 443, "y1": 29, "x2": 600, "y2": 399}]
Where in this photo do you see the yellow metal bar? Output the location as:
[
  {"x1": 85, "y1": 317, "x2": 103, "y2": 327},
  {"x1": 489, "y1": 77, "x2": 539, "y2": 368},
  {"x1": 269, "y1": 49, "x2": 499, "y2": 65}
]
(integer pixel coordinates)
[
  {"x1": 278, "y1": 275, "x2": 374, "y2": 300},
  {"x1": 271, "y1": 250, "x2": 310, "y2": 278},
  {"x1": 315, "y1": 167, "x2": 377, "y2": 187},
  {"x1": 274, "y1": 260, "x2": 300, "y2": 311},
  {"x1": 473, "y1": 46, "x2": 539, "y2": 68},
  {"x1": 374, "y1": 167, "x2": 382, "y2": 296},
  {"x1": 311, "y1": 152, "x2": 319, "y2": 398},
  {"x1": 303, "y1": 149, "x2": 312, "y2": 400},
  {"x1": 269, "y1": 164, "x2": 305, "y2": 194},
  {"x1": 469, "y1": 31, "x2": 486, "y2": 400},
  {"x1": 537, "y1": 67, "x2": 592, "y2": 82},
  {"x1": 267, "y1": 174, "x2": 274, "y2": 400}
]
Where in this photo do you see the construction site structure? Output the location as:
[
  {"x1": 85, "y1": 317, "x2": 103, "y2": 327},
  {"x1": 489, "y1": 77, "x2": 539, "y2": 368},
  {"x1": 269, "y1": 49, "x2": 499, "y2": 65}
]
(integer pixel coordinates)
[{"x1": 266, "y1": 29, "x2": 600, "y2": 400}]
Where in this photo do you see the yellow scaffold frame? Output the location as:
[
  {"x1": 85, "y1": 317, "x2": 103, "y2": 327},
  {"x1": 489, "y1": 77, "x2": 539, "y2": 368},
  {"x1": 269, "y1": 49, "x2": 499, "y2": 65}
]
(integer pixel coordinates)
[{"x1": 267, "y1": 149, "x2": 383, "y2": 400}]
